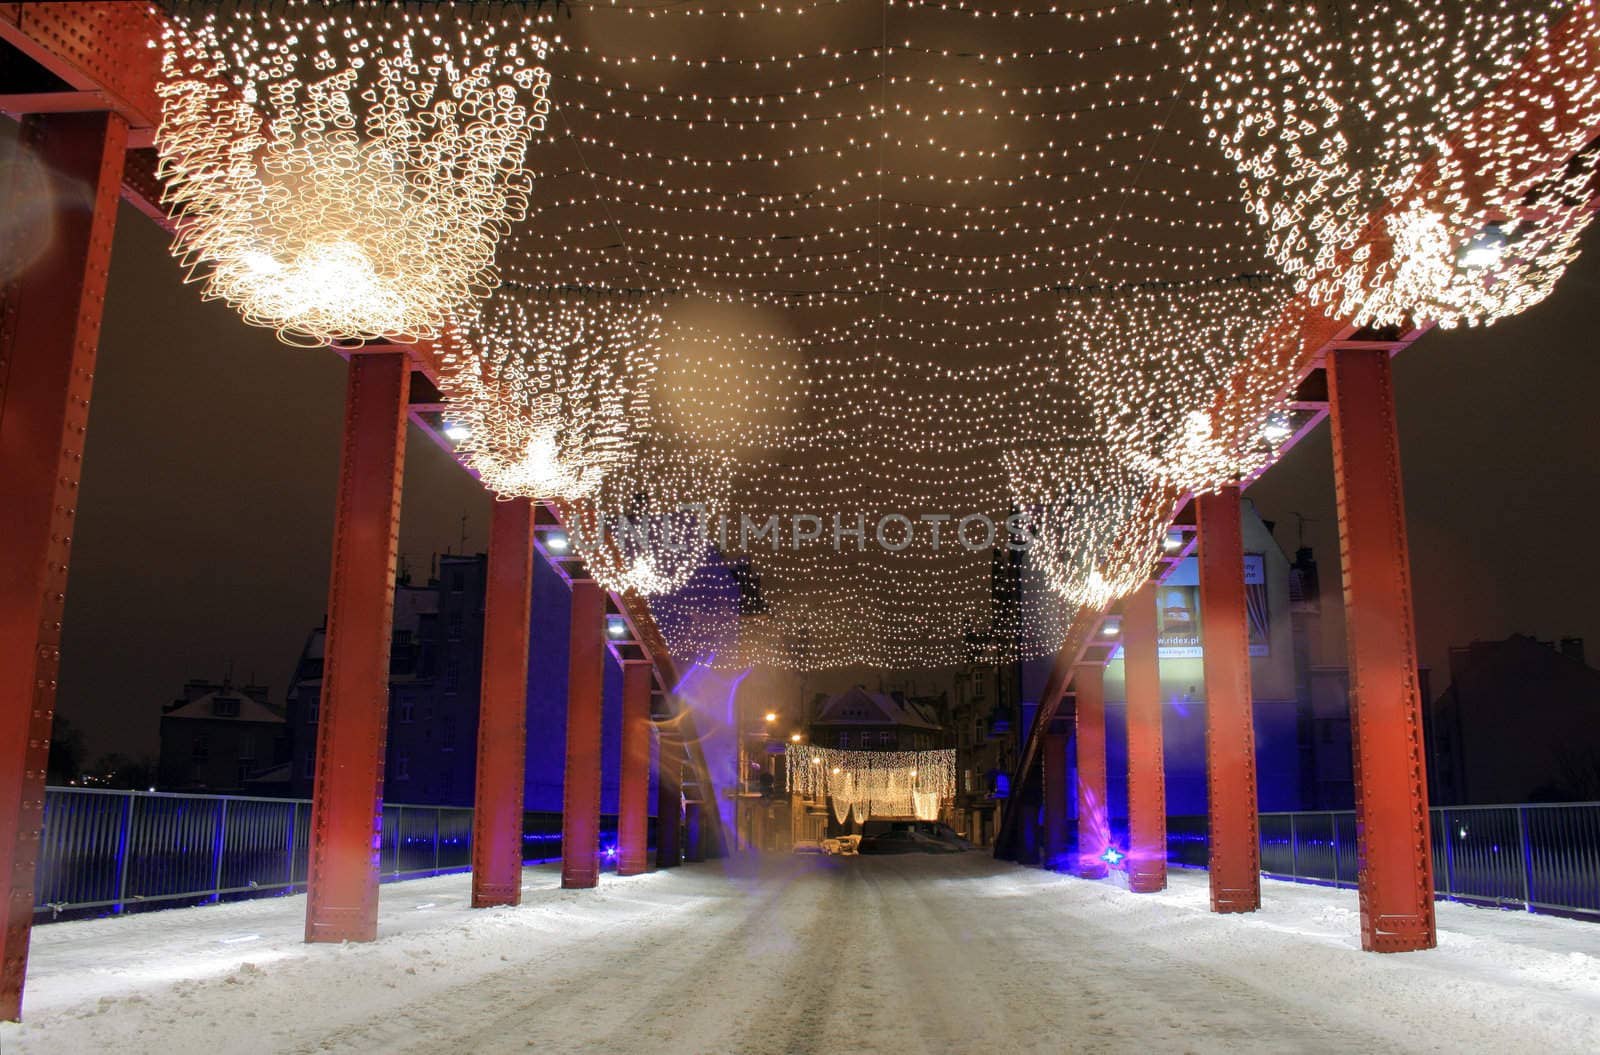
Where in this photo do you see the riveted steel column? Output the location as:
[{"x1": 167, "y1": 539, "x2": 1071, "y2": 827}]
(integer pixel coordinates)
[
  {"x1": 304, "y1": 352, "x2": 409, "y2": 943},
  {"x1": 1124, "y1": 581, "x2": 1166, "y2": 893},
  {"x1": 0, "y1": 111, "x2": 127, "y2": 1022},
  {"x1": 471, "y1": 497, "x2": 534, "y2": 907},
  {"x1": 560, "y1": 580, "x2": 605, "y2": 889},
  {"x1": 616, "y1": 662, "x2": 653, "y2": 876},
  {"x1": 1074, "y1": 662, "x2": 1110, "y2": 879},
  {"x1": 1198, "y1": 485, "x2": 1261, "y2": 913},
  {"x1": 1328, "y1": 347, "x2": 1436, "y2": 952},
  {"x1": 655, "y1": 728, "x2": 683, "y2": 869},
  {"x1": 1042, "y1": 732, "x2": 1070, "y2": 870}
]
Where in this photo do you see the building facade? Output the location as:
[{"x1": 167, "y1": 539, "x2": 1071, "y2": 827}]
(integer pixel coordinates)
[{"x1": 157, "y1": 677, "x2": 289, "y2": 793}]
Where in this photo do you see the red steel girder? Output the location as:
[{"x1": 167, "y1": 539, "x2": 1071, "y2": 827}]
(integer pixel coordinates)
[
  {"x1": 1074, "y1": 662, "x2": 1110, "y2": 879},
  {"x1": 1123, "y1": 582, "x2": 1166, "y2": 894},
  {"x1": 304, "y1": 352, "x2": 409, "y2": 943},
  {"x1": 560, "y1": 580, "x2": 606, "y2": 889},
  {"x1": 1042, "y1": 731, "x2": 1071, "y2": 871},
  {"x1": 471, "y1": 497, "x2": 535, "y2": 908},
  {"x1": 655, "y1": 730, "x2": 683, "y2": 869},
  {"x1": 1328, "y1": 348, "x2": 1437, "y2": 953},
  {"x1": 616, "y1": 661, "x2": 653, "y2": 876},
  {"x1": 1197, "y1": 486, "x2": 1262, "y2": 914},
  {"x1": 0, "y1": 109, "x2": 127, "y2": 1023}
]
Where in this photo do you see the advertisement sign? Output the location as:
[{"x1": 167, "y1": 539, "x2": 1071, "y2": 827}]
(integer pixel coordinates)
[{"x1": 1140, "y1": 555, "x2": 1270, "y2": 659}]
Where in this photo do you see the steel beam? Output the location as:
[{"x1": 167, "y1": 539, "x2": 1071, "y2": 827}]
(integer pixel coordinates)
[
  {"x1": 471, "y1": 497, "x2": 534, "y2": 908},
  {"x1": 1197, "y1": 486, "x2": 1261, "y2": 913},
  {"x1": 560, "y1": 580, "x2": 605, "y2": 889},
  {"x1": 1074, "y1": 662, "x2": 1110, "y2": 879},
  {"x1": 0, "y1": 110, "x2": 126, "y2": 1023},
  {"x1": 655, "y1": 731, "x2": 683, "y2": 869},
  {"x1": 1042, "y1": 732, "x2": 1070, "y2": 870},
  {"x1": 1123, "y1": 582, "x2": 1166, "y2": 893},
  {"x1": 304, "y1": 352, "x2": 409, "y2": 943},
  {"x1": 1328, "y1": 347, "x2": 1437, "y2": 952},
  {"x1": 616, "y1": 661, "x2": 653, "y2": 876}
]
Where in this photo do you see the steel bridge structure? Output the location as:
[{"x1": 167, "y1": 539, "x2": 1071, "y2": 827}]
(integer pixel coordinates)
[{"x1": 1, "y1": 0, "x2": 1598, "y2": 1026}]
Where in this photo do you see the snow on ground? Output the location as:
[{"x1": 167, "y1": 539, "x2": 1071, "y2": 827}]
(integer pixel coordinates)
[{"x1": 3, "y1": 854, "x2": 1597, "y2": 1054}]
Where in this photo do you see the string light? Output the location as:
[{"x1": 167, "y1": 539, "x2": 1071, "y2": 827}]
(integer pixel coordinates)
[
  {"x1": 156, "y1": 1, "x2": 553, "y2": 346},
  {"x1": 787, "y1": 745, "x2": 956, "y2": 820},
  {"x1": 1175, "y1": 0, "x2": 1600, "y2": 330}
]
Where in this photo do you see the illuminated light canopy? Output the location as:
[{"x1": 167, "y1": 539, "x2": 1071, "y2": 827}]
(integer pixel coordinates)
[
  {"x1": 156, "y1": 1, "x2": 553, "y2": 346},
  {"x1": 441, "y1": 292, "x2": 662, "y2": 502},
  {"x1": 1175, "y1": 0, "x2": 1600, "y2": 330}
]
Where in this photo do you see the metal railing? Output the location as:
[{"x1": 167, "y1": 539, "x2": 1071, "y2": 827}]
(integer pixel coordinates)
[
  {"x1": 33, "y1": 786, "x2": 641, "y2": 920},
  {"x1": 32, "y1": 787, "x2": 480, "y2": 918},
  {"x1": 1154, "y1": 803, "x2": 1600, "y2": 919}
]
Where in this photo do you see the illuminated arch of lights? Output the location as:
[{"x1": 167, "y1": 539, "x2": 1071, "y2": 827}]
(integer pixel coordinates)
[
  {"x1": 399, "y1": 0, "x2": 1586, "y2": 669},
  {"x1": 155, "y1": 0, "x2": 553, "y2": 347}
]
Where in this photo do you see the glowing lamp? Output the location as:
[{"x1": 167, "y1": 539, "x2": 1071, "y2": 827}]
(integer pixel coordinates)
[{"x1": 1099, "y1": 846, "x2": 1126, "y2": 868}]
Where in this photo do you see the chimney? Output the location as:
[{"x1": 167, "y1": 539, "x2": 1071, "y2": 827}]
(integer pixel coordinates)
[{"x1": 1560, "y1": 637, "x2": 1586, "y2": 666}]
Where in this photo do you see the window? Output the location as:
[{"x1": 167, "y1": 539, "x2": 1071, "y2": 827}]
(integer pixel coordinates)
[
  {"x1": 445, "y1": 657, "x2": 461, "y2": 693},
  {"x1": 212, "y1": 697, "x2": 240, "y2": 718},
  {"x1": 838, "y1": 733, "x2": 850, "y2": 749},
  {"x1": 394, "y1": 629, "x2": 413, "y2": 648},
  {"x1": 395, "y1": 696, "x2": 414, "y2": 724},
  {"x1": 302, "y1": 752, "x2": 315, "y2": 779},
  {"x1": 448, "y1": 612, "x2": 465, "y2": 641},
  {"x1": 442, "y1": 716, "x2": 456, "y2": 751},
  {"x1": 879, "y1": 731, "x2": 893, "y2": 748},
  {"x1": 192, "y1": 734, "x2": 209, "y2": 762},
  {"x1": 238, "y1": 732, "x2": 256, "y2": 761},
  {"x1": 394, "y1": 750, "x2": 410, "y2": 781},
  {"x1": 237, "y1": 759, "x2": 253, "y2": 783},
  {"x1": 307, "y1": 698, "x2": 320, "y2": 724}
]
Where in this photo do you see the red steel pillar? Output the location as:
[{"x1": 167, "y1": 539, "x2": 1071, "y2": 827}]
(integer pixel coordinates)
[
  {"x1": 1197, "y1": 486, "x2": 1261, "y2": 913},
  {"x1": 560, "y1": 580, "x2": 605, "y2": 889},
  {"x1": 1074, "y1": 662, "x2": 1110, "y2": 879},
  {"x1": 616, "y1": 661, "x2": 653, "y2": 876},
  {"x1": 0, "y1": 111, "x2": 127, "y2": 1022},
  {"x1": 471, "y1": 498, "x2": 535, "y2": 907},
  {"x1": 1042, "y1": 732, "x2": 1070, "y2": 870},
  {"x1": 1328, "y1": 347, "x2": 1436, "y2": 952},
  {"x1": 304, "y1": 352, "x2": 409, "y2": 943},
  {"x1": 655, "y1": 729, "x2": 683, "y2": 868},
  {"x1": 1123, "y1": 581, "x2": 1167, "y2": 893}
]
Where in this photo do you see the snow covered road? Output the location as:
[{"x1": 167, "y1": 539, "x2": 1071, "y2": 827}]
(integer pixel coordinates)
[{"x1": 4, "y1": 854, "x2": 1597, "y2": 1054}]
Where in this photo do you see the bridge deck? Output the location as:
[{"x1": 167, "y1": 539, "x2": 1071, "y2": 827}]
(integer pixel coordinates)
[{"x1": 7, "y1": 856, "x2": 1597, "y2": 1053}]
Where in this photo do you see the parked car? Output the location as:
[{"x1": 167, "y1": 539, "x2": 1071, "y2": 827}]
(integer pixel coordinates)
[{"x1": 857, "y1": 820, "x2": 973, "y2": 855}]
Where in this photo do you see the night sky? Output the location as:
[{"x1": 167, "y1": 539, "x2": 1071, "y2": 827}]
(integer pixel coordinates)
[{"x1": 47, "y1": 179, "x2": 1600, "y2": 762}]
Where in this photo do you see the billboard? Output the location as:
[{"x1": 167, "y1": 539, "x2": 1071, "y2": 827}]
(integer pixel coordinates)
[{"x1": 1150, "y1": 555, "x2": 1269, "y2": 659}]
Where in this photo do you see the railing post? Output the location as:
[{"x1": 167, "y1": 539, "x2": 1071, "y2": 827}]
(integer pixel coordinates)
[
  {"x1": 1516, "y1": 806, "x2": 1532, "y2": 910},
  {"x1": 114, "y1": 793, "x2": 134, "y2": 913},
  {"x1": 285, "y1": 802, "x2": 298, "y2": 893},
  {"x1": 1332, "y1": 811, "x2": 1341, "y2": 887},
  {"x1": 1442, "y1": 808, "x2": 1454, "y2": 900},
  {"x1": 391, "y1": 806, "x2": 401, "y2": 877},
  {"x1": 211, "y1": 798, "x2": 228, "y2": 902},
  {"x1": 1289, "y1": 812, "x2": 1298, "y2": 881},
  {"x1": 433, "y1": 810, "x2": 440, "y2": 875}
]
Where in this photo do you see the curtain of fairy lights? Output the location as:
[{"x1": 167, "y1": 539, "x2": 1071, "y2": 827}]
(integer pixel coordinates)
[
  {"x1": 156, "y1": 0, "x2": 552, "y2": 346},
  {"x1": 788, "y1": 746, "x2": 957, "y2": 820}
]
